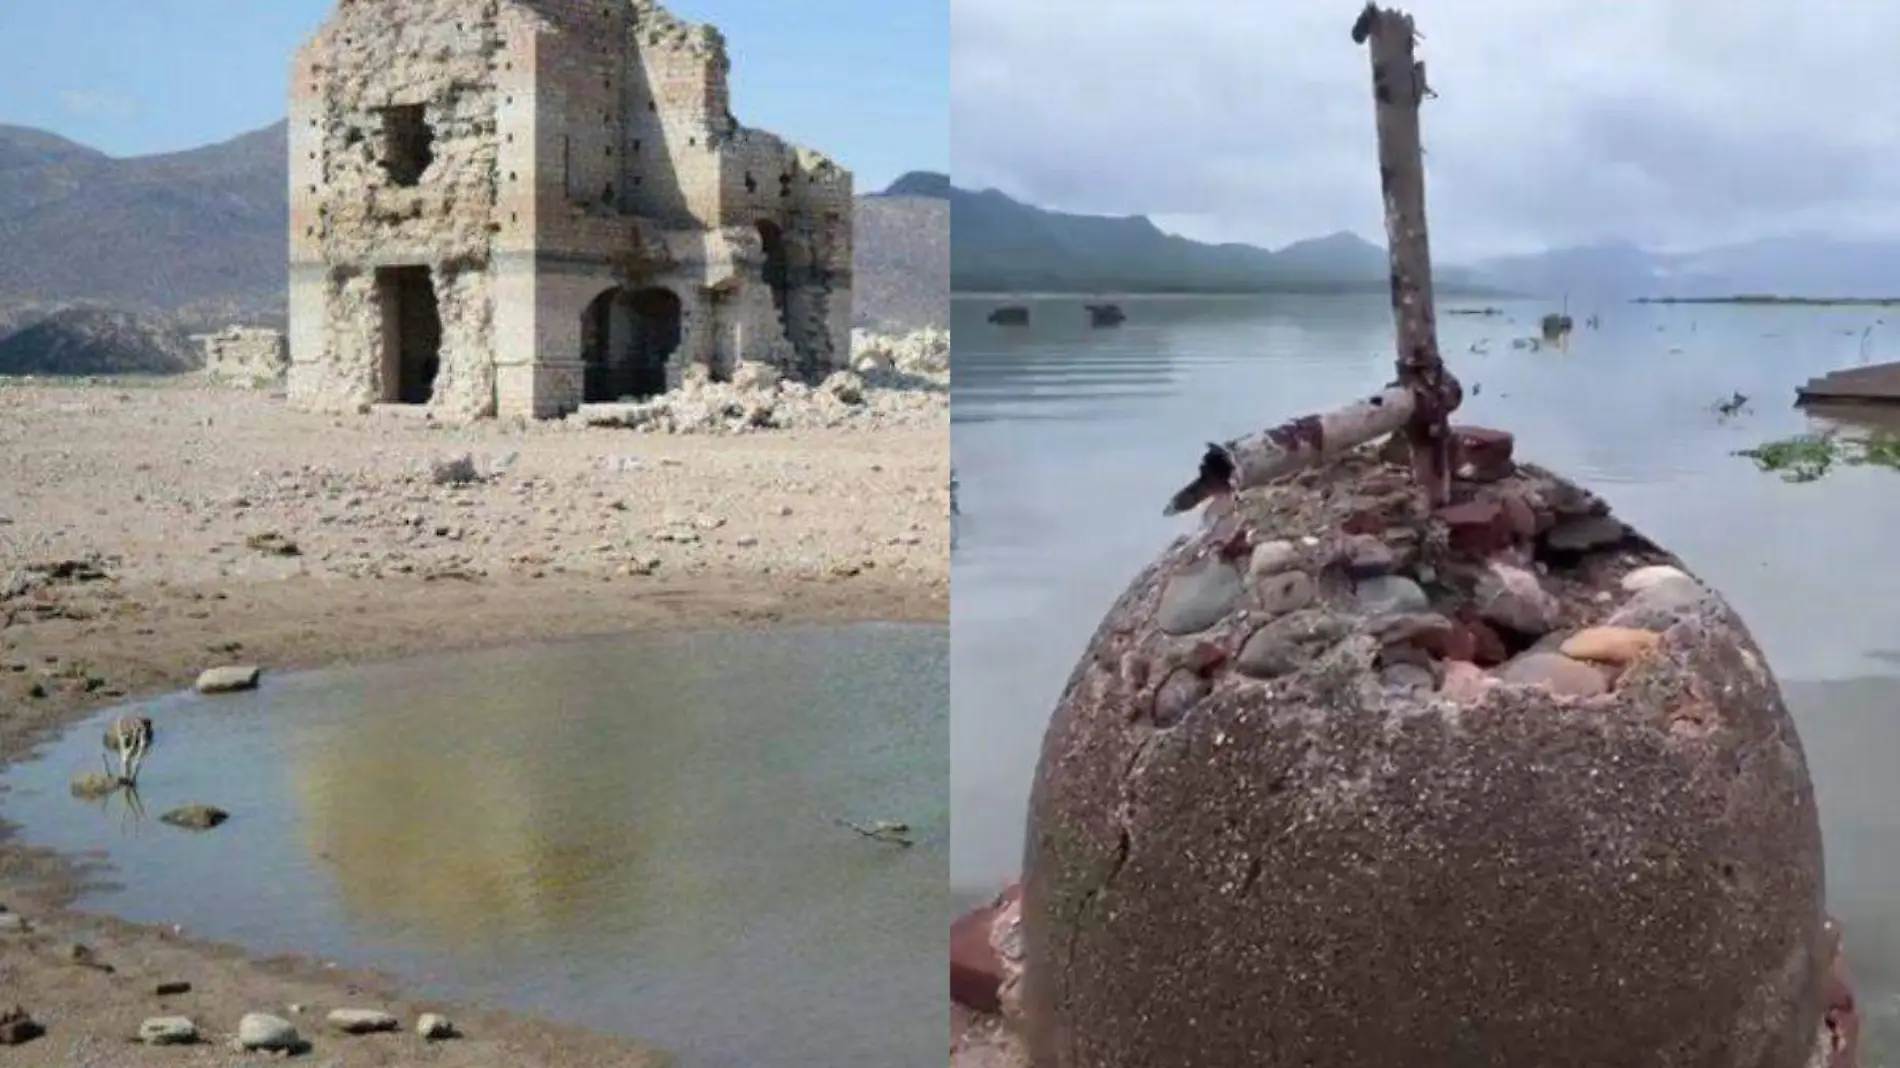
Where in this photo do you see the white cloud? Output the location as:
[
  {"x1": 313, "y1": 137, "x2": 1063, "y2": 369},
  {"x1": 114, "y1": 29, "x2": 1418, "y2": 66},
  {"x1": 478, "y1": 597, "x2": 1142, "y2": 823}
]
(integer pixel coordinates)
[{"x1": 952, "y1": 0, "x2": 1900, "y2": 259}]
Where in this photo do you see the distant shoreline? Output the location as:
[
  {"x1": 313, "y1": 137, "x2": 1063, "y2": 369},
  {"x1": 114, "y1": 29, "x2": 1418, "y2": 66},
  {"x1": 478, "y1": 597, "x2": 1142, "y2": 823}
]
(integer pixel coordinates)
[
  {"x1": 1632, "y1": 295, "x2": 1900, "y2": 307},
  {"x1": 951, "y1": 287, "x2": 1513, "y2": 301}
]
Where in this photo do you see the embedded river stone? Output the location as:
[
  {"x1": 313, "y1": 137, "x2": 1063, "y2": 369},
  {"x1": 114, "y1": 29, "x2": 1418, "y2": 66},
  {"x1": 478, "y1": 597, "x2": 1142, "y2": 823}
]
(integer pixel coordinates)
[
  {"x1": 1155, "y1": 559, "x2": 1243, "y2": 635},
  {"x1": 1019, "y1": 444, "x2": 1827, "y2": 1068}
]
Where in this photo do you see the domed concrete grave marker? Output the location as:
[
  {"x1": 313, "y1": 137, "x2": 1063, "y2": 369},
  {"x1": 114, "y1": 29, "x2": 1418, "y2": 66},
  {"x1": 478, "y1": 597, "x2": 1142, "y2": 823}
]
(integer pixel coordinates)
[{"x1": 952, "y1": 7, "x2": 1861, "y2": 1068}]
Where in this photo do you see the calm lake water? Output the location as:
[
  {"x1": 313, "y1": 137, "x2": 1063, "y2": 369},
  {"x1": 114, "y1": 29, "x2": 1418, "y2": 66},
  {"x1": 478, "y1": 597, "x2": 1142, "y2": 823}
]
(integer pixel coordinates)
[
  {"x1": 950, "y1": 293, "x2": 1900, "y2": 1058},
  {"x1": 1, "y1": 623, "x2": 947, "y2": 1068}
]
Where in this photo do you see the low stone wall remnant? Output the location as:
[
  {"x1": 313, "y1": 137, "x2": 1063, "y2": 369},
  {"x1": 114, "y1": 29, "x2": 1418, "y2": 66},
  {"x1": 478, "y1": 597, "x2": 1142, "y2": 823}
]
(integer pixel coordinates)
[{"x1": 197, "y1": 326, "x2": 289, "y2": 388}]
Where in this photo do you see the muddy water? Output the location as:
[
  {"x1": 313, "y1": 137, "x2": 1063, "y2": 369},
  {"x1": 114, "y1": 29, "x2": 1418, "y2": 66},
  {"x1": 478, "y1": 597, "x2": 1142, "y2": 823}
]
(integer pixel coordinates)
[
  {"x1": 0, "y1": 623, "x2": 946, "y2": 1068},
  {"x1": 951, "y1": 294, "x2": 1900, "y2": 1061}
]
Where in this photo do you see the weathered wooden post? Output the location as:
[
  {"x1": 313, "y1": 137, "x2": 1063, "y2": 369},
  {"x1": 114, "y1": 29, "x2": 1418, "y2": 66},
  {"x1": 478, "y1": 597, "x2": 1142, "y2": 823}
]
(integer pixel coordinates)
[
  {"x1": 1354, "y1": 2, "x2": 1460, "y2": 507},
  {"x1": 1161, "y1": 6, "x2": 1460, "y2": 519}
]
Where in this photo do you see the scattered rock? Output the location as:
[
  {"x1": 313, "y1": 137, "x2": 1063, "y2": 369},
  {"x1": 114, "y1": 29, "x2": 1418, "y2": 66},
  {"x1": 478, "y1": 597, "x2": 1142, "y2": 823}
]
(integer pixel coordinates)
[
  {"x1": 139, "y1": 1016, "x2": 199, "y2": 1046},
  {"x1": 1338, "y1": 534, "x2": 1397, "y2": 577},
  {"x1": 1439, "y1": 660, "x2": 1497, "y2": 703},
  {"x1": 430, "y1": 453, "x2": 480, "y2": 486},
  {"x1": 1155, "y1": 560, "x2": 1243, "y2": 635},
  {"x1": 0, "y1": 1005, "x2": 42, "y2": 1045},
  {"x1": 1247, "y1": 540, "x2": 1298, "y2": 578},
  {"x1": 1546, "y1": 514, "x2": 1627, "y2": 553},
  {"x1": 160, "y1": 804, "x2": 229, "y2": 830},
  {"x1": 243, "y1": 531, "x2": 300, "y2": 557},
  {"x1": 953, "y1": 888, "x2": 1020, "y2": 1014},
  {"x1": 1253, "y1": 570, "x2": 1316, "y2": 615},
  {"x1": 1621, "y1": 564, "x2": 1692, "y2": 592},
  {"x1": 1474, "y1": 561, "x2": 1561, "y2": 635},
  {"x1": 416, "y1": 1013, "x2": 457, "y2": 1041},
  {"x1": 1353, "y1": 574, "x2": 1429, "y2": 616},
  {"x1": 1235, "y1": 610, "x2": 1351, "y2": 680},
  {"x1": 195, "y1": 665, "x2": 261, "y2": 694},
  {"x1": 1453, "y1": 426, "x2": 1517, "y2": 481},
  {"x1": 1495, "y1": 651, "x2": 1610, "y2": 698},
  {"x1": 328, "y1": 1008, "x2": 400, "y2": 1034},
  {"x1": 1611, "y1": 575, "x2": 1713, "y2": 632},
  {"x1": 70, "y1": 771, "x2": 119, "y2": 799},
  {"x1": 0, "y1": 912, "x2": 26, "y2": 933},
  {"x1": 1560, "y1": 626, "x2": 1663, "y2": 667},
  {"x1": 235, "y1": 1012, "x2": 300, "y2": 1052},
  {"x1": 1436, "y1": 498, "x2": 1513, "y2": 557}
]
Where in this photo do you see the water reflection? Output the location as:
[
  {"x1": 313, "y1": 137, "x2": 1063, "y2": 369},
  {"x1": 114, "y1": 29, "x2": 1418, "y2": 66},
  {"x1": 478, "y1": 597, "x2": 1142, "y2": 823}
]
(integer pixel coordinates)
[{"x1": 4, "y1": 624, "x2": 947, "y2": 1068}]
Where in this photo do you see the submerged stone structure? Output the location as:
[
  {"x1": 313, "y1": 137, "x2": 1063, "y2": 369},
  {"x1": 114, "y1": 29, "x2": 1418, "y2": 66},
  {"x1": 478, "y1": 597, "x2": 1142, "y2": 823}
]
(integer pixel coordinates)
[
  {"x1": 1003, "y1": 429, "x2": 1840, "y2": 1068},
  {"x1": 286, "y1": 0, "x2": 853, "y2": 420}
]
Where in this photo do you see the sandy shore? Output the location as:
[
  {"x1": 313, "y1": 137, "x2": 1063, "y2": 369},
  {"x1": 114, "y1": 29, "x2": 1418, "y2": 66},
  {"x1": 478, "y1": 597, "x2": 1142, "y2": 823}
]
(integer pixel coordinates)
[{"x1": 0, "y1": 378, "x2": 948, "y2": 1064}]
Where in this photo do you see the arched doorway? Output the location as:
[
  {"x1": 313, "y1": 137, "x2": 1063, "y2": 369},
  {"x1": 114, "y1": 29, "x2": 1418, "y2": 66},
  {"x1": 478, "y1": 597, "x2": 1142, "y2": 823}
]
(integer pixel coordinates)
[
  {"x1": 756, "y1": 220, "x2": 792, "y2": 336},
  {"x1": 581, "y1": 285, "x2": 684, "y2": 403}
]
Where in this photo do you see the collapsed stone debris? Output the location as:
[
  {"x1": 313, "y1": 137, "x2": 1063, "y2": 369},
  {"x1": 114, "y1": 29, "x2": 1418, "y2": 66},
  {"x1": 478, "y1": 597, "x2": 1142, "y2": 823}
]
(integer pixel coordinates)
[{"x1": 286, "y1": 0, "x2": 853, "y2": 421}]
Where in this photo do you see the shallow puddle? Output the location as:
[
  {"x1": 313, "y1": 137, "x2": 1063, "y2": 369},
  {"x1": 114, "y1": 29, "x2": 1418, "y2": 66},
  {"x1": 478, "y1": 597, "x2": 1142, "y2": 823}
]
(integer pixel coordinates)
[{"x1": 0, "y1": 623, "x2": 947, "y2": 1068}]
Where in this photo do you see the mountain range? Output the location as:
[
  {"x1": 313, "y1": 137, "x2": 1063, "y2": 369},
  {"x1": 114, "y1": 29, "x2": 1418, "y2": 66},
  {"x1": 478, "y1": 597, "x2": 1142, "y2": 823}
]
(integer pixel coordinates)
[
  {"x1": 0, "y1": 122, "x2": 948, "y2": 373},
  {"x1": 950, "y1": 183, "x2": 1900, "y2": 300}
]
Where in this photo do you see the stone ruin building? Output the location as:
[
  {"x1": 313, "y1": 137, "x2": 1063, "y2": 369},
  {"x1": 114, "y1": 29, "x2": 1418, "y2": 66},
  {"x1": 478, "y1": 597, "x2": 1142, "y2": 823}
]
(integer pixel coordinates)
[
  {"x1": 196, "y1": 326, "x2": 290, "y2": 388},
  {"x1": 285, "y1": 0, "x2": 853, "y2": 420}
]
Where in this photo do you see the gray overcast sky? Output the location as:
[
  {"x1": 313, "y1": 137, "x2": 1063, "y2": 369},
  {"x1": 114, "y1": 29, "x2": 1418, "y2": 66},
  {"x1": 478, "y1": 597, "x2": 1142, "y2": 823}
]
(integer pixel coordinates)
[{"x1": 952, "y1": 0, "x2": 1895, "y2": 261}]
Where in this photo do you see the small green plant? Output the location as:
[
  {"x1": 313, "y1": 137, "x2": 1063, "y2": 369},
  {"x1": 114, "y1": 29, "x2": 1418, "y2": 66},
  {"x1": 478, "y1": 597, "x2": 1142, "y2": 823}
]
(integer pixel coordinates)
[{"x1": 1736, "y1": 431, "x2": 1900, "y2": 482}]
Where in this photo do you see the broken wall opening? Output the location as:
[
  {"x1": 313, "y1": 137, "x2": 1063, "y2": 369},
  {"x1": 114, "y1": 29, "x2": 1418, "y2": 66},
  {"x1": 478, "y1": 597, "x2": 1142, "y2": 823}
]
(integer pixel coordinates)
[
  {"x1": 376, "y1": 266, "x2": 442, "y2": 404},
  {"x1": 757, "y1": 220, "x2": 792, "y2": 338},
  {"x1": 378, "y1": 104, "x2": 434, "y2": 187},
  {"x1": 581, "y1": 286, "x2": 683, "y2": 402}
]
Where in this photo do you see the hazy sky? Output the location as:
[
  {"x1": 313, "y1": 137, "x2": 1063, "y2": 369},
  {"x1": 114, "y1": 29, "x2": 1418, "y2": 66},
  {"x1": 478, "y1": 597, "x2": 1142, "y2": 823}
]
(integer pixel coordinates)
[
  {"x1": 0, "y1": 0, "x2": 946, "y2": 191},
  {"x1": 952, "y1": 0, "x2": 1897, "y2": 260}
]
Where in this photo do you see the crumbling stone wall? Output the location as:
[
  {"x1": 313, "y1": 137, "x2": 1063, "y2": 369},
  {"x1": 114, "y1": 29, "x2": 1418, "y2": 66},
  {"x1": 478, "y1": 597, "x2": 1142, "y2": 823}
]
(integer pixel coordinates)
[
  {"x1": 286, "y1": 0, "x2": 852, "y2": 421},
  {"x1": 196, "y1": 326, "x2": 289, "y2": 388}
]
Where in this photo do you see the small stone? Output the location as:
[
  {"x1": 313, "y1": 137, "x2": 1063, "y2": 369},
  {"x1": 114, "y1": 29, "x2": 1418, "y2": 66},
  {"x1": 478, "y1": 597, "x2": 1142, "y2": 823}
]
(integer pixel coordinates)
[
  {"x1": 0, "y1": 1005, "x2": 42, "y2": 1045},
  {"x1": 417, "y1": 1013, "x2": 456, "y2": 1041},
  {"x1": 195, "y1": 665, "x2": 261, "y2": 694},
  {"x1": 1156, "y1": 560, "x2": 1243, "y2": 635},
  {"x1": 160, "y1": 804, "x2": 229, "y2": 831},
  {"x1": 139, "y1": 1016, "x2": 199, "y2": 1045},
  {"x1": 236, "y1": 1012, "x2": 299, "y2": 1051},
  {"x1": 1610, "y1": 575, "x2": 1712, "y2": 632},
  {"x1": 70, "y1": 771, "x2": 119, "y2": 799},
  {"x1": 1453, "y1": 426, "x2": 1516, "y2": 481},
  {"x1": 1151, "y1": 669, "x2": 1211, "y2": 728},
  {"x1": 1499, "y1": 493, "x2": 1539, "y2": 539},
  {"x1": 1545, "y1": 514, "x2": 1627, "y2": 553},
  {"x1": 1496, "y1": 652, "x2": 1610, "y2": 698},
  {"x1": 1621, "y1": 565, "x2": 1691, "y2": 592},
  {"x1": 1380, "y1": 662, "x2": 1436, "y2": 693},
  {"x1": 0, "y1": 913, "x2": 25, "y2": 933},
  {"x1": 1439, "y1": 660, "x2": 1497, "y2": 703},
  {"x1": 328, "y1": 1008, "x2": 399, "y2": 1034},
  {"x1": 952, "y1": 893, "x2": 1010, "y2": 1013},
  {"x1": 1254, "y1": 570, "x2": 1316, "y2": 615},
  {"x1": 1236, "y1": 610, "x2": 1351, "y2": 680},
  {"x1": 1474, "y1": 562, "x2": 1561, "y2": 635},
  {"x1": 1339, "y1": 535, "x2": 1397, "y2": 577},
  {"x1": 1560, "y1": 627, "x2": 1663, "y2": 666},
  {"x1": 1355, "y1": 575, "x2": 1429, "y2": 616},
  {"x1": 1437, "y1": 499, "x2": 1514, "y2": 557},
  {"x1": 1247, "y1": 540, "x2": 1298, "y2": 578}
]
